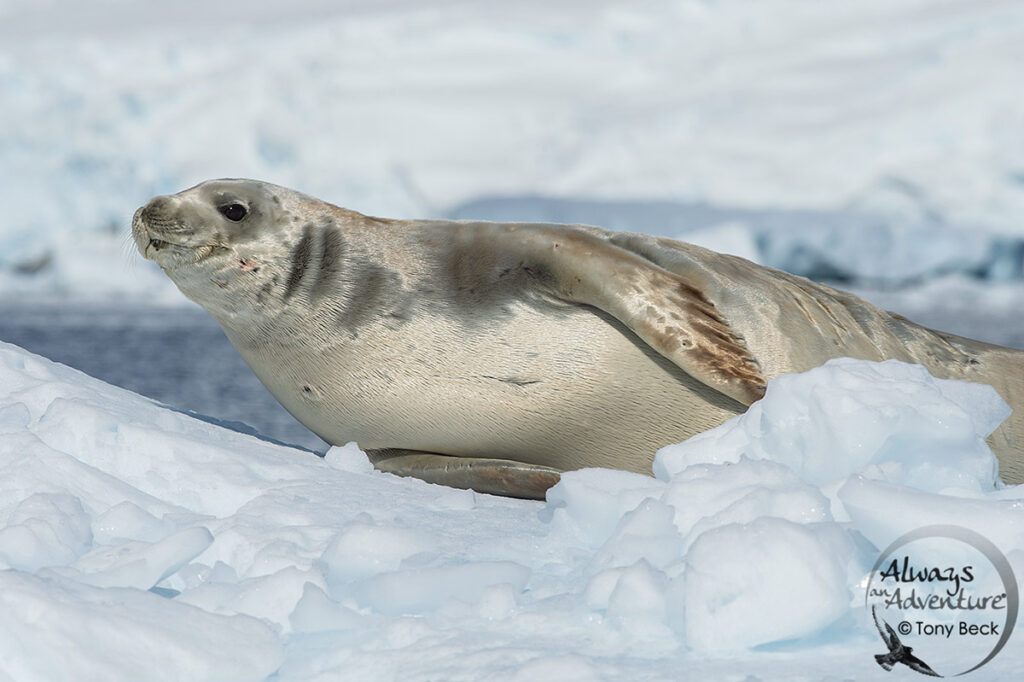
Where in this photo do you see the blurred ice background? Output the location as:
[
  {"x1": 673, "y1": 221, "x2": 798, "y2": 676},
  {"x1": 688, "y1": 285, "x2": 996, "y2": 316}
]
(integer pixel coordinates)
[{"x1": 1, "y1": 0, "x2": 1023, "y2": 443}]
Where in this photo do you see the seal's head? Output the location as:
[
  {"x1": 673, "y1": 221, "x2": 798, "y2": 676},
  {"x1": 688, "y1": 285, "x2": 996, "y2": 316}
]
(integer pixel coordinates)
[
  {"x1": 132, "y1": 179, "x2": 334, "y2": 319},
  {"x1": 132, "y1": 179, "x2": 308, "y2": 269}
]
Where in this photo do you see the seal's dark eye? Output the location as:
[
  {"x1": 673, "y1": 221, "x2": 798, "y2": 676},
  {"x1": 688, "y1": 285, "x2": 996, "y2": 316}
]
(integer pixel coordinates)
[{"x1": 219, "y1": 203, "x2": 248, "y2": 221}]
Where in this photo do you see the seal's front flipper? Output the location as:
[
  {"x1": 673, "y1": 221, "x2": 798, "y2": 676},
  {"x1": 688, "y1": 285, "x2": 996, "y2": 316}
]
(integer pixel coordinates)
[
  {"x1": 366, "y1": 449, "x2": 561, "y2": 500},
  {"x1": 483, "y1": 223, "x2": 768, "y2": 406}
]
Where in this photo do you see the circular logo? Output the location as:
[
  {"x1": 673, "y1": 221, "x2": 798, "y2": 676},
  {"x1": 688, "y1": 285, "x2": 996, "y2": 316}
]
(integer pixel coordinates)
[{"x1": 865, "y1": 525, "x2": 1019, "y2": 677}]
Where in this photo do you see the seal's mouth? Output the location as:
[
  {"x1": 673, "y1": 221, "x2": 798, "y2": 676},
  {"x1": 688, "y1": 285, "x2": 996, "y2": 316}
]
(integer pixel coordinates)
[
  {"x1": 133, "y1": 219, "x2": 183, "y2": 261},
  {"x1": 135, "y1": 225, "x2": 225, "y2": 270},
  {"x1": 139, "y1": 231, "x2": 182, "y2": 262},
  {"x1": 142, "y1": 233, "x2": 224, "y2": 266},
  {"x1": 132, "y1": 204, "x2": 226, "y2": 267}
]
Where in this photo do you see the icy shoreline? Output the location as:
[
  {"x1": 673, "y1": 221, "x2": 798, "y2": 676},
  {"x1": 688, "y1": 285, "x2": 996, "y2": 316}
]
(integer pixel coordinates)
[{"x1": 3, "y1": 0, "x2": 1024, "y2": 302}]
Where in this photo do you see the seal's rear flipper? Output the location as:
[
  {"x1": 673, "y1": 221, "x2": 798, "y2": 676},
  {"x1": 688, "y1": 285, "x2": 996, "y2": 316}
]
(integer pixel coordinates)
[{"x1": 367, "y1": 449, "x2": 561, "y2": 500}]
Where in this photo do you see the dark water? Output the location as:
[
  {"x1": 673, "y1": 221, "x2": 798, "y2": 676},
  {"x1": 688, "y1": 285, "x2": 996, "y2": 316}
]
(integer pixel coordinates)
[{"x1": 0, "y1": 302, "x2": 329, "y2": 452}]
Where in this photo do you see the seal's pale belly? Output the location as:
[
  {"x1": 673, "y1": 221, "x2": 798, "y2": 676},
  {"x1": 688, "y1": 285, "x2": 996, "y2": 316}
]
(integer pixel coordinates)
[{"x1": 224, "y1": 301, "x2": 742, "y2": 473}]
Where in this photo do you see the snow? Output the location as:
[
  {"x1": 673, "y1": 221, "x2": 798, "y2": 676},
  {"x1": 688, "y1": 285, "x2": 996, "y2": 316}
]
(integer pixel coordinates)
[
  {"x1": 2, "y1": 0, "x2": 1024, "y2": 299},
  {"x1": 1, "y1": 341, "x2": 1022, "y2": 680},
  {"x1": 0, "y1": 571, "x2": 283, "y2": 682}
]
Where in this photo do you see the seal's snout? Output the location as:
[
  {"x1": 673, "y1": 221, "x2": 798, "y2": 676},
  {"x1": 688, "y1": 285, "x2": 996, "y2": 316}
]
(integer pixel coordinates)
[
  {"x1": 138, "y1": 196, "x2": 175, "y2": 225},
  {"x1": 131, "y1": 204, "x2": 151, "y2": 255},
  {"x1": 132, "y1": 195, "x2": 184, "y2": 259},
  {"x1": 131, "y1": 204, "x2": 148, "y2": 231},
  {"x1": 134, "y1": 194, "x2": 194, "y2": 243}
]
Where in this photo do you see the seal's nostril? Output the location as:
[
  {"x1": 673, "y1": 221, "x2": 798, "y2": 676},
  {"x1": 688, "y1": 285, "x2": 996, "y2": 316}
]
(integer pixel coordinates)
[{"x1": 141, "y1": 196, "x2": 174, "y2": 223}]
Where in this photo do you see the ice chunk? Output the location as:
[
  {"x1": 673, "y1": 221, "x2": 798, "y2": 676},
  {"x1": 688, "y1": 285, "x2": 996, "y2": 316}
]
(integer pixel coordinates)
[
  {"x1": 660, "y1": 459, "x2": 832, "y2": 551},
  {"x1": 476, "y1": 582, "x2": 519, "y2": 621},
  {"x1": 684, "y1": 518, "x2": 854, "y2": 652},
  {"x1": 321, "y1": 519, "x2": 439, "y2": 587},
  {"x1": 838, "y1": 476, "x2": 1024, "y2": 552},
  {"x1": 289, "y1": 582, "x2": 366, "y2": 633},
  {"x1": 0, "y1": 493, "x2": 92, "y2": 571},
  {"x1": 71, "y1": 526, "x2": 213, "y2": 590},
  {"x1": 604, "y1": 559, "x2": 670, "y2": 625},
  {"x1": 228, "y1": 566, "x2": 324, "y2": 631},
  {"x1": 174, "y1": 581, "x2": 243, "y2": 615},
  {"x1": 324, "y1": 442, "x2": 374, "y2": 474},
  {"x1": 428, "y1": 486, "x2": 478, "y2": 511},
  {"x1": 92, "y1": 501, "x2": 169, "y2": 544},
  {"x1": 544, "y1": 468, "x2": 664, "y2": 548},
  {"x1": 0, "y1": 571, "x2": 282, "y2": 682},
  {"x1": 656, "y1": 359, "x2": 1006, "y2": 491},
  {"x1": 0, "y1": 402, "x2": 31, "y2": 432},
  {"x1": 356, "y1": 561, "x2": 531, "y2": 615},
  {"x1": 508, "y1": 655, "x2": 602, "y2": 682},
  {"x1": 587, "y1": 498, "x2": 684, "y2": 573}
]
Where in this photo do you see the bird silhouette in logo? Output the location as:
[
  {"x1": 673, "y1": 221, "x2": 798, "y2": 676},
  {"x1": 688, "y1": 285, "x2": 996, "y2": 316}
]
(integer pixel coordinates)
[{"x1": 872, "y1": 606, "x2": 941, "y2": 677}]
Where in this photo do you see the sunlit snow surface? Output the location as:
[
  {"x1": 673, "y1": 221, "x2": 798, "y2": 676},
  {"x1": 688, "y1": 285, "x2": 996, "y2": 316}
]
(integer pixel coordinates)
[{"x1": 1, "y1": 342, "x2": 1021, "y2": 681}]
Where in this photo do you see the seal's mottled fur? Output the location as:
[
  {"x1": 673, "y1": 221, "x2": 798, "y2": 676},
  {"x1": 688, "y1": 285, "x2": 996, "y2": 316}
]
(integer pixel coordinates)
[{"x1": 133, "y1": 179, "x2": 1024, "y2": 497}]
